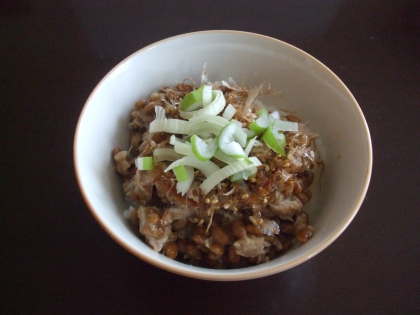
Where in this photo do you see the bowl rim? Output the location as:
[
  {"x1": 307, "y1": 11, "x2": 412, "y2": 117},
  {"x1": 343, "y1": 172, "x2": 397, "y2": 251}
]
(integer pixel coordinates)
[{"x1": 73, "y1": 30, "x2": 373, "y2": 281}]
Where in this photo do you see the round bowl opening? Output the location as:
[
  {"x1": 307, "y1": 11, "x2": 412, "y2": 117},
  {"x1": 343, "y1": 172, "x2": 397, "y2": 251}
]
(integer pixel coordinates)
[{"x1": 74, "y1": 30, "x2": 372, "y2": 281}]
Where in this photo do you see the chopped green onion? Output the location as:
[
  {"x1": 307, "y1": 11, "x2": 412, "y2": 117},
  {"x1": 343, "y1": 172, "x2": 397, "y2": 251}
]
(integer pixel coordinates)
[
  {"x1": 191, "y1": 135, "x2": 218, "y2": 161},
  {"x1": 269, "y1": 110, "x2": 280, "y2": 120},
  {"x1": 153, "y1": 148, "x2": 183, "y2": 162},
  {"x1": 164, "y1": 156, "x2": 220, "y2": 178},
  {"x1": 244, "y1": 136, "x2": 258, "y2": 157},
  {"x1": 179, "y1": 90, "x2": 226, "y2": 119},
  {"x1": 248, "y1": 156, "x2": 262, "y2": 167},
  {"x1": 230, "y1": 166, "x2": 257, "y2": 182},
  {"x1": 174, "y1": 140, "x2": 194, "y2": 156},
  {"x1": 234, "y1": 126, "x2": 247, "y2": 147},
  {"x1": 271, "y1": 119, "x2": 299, "y2": 132},
  {"x1": 242, "y1": 128, "x2": 256, "y2": 139},
  {"x1": 149, "y1": 118, "x2": 190, "y2": 134},
  {"x1": 222, "y1": 104, "x2": 236, "y2": 121},
  {"x1": 262, "y1": 124, "x2": 286, "y2": 156},
  {"x1": 173, "y1": 165, "x2": 189, "y2": 182},
  {"x1": 176, "y1": 166, "x2": 194, "y2": 195},
  {"x1": 180, "y1": 86, "x2": 205, "y2": 111},
  {"x1": 249, "y1": 109, "x2": 270, "y2": 135},
  {"x1": 254, "y1": 139, "x2": 264, "y2": 146},
  {"x1": 188, "y1": 121, "x2": 224, "y2": 137},
  {"x1": 218, "y1": 121, "x2": 246, "y2": 158},
  {"x1": 202, "y1": 85, "x2": 213, "y2": 107},
  {"x1": 188, "y1": 114, "x2": 230, "y2": 126},
  {"x1": 230, "y1": 156, "x2": 261, "y2": 181},
  {"x1": 169, "y1": 135, "x2": 180, "y2": 145},
  {"x1": 200, "y1": 158, "x2": 255, "y2": 194},
  {"x1": 135, "y1": 156, "x2": 154, "y2": 170},
  {"x1": 214, "y1": 150, "x2": 238, "y2": 165},
  {"x1": 170, "y1": 135, "x2": 194, "y2": 156}
]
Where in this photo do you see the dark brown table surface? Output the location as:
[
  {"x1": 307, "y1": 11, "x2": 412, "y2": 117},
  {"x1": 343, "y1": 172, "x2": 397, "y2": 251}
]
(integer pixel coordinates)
[{"x1": 2, "y1": 1, "x2": 419, "y2": 314}]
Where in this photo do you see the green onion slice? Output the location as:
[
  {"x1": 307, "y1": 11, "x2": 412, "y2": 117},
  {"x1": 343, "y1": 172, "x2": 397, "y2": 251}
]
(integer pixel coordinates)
[
  {"x1": 234, "y1": 125, "x2": 247, "y2": 147},
  {"x1": 200, "y1": 157, "x2": 261, "y2": 194},
  {"x1": 269, "y1": 110, "x2": 280, "y2": 120},
  {"x1": 242, "y1": 128, "x2": 256, "y2": 139},
  {"x1": 213, "y1": 150, "x2": 237, "y2": 165},
  {"x1": 230, "y1": 165, "x2": 258, "y2": 182},
  {"x1": 217, "y1": 121, "x2": 246, "y2": 158},
  {"x1": 249, "y1": 109, "x2": 270, "y2": 135},
  {"x1": 173, "y1": 165, "x2": 189, "y2": 182},
  {"x1": 188, "y1": 121, "x2": 224, "y2": 137},
  {"x1": 174, "y1": 140, "x2": 194, "y2": 156},
  {"x1": 222, "y1": 104, "x2": 236, "y2": 121},
  {"x1": 176, "y1": 166, "x2": 194, "y2": 195},
  {"x1": 179, "y1": 90, "x2": 226, "y2": 119},
  {"x1": 180, "y1": 86, "x2": 205, "y2": 111},
  {"x1": 149, "y1": 118, "x2": 190, "y2": 134},
  {"x1": 271, "y1": 119, "x2": 299, "y2": 132},
  {"x1": 244, "y1": 136, "x2": 258, "y2": 157},
  {"x1": 153, "y1": 148, "x2": 183, "y2": 162},
  {"x1": 230, "y1": 156, "x2": 261, "y2": 181},
  {"x1": 135, "y1": 156, "x2": 154, "y2": 170},
  {"x1": 262, "y1": 124, "x2": 286, "y2": 156},
  {"x1": 189, "y1": 114, "x2": 229, "y2": 126},
  {"x1": 164, "y1": 156, "x2": 220, "y2": 178},
  {"x1": 170, "y1": 135, "x2": 194, "y2": 156},
  {"x1": 202, "y1": 85, "x2": 213, "y2": 107},
  {"x1": 191, "y1": 135, "x2": 218, "y2": 161}
]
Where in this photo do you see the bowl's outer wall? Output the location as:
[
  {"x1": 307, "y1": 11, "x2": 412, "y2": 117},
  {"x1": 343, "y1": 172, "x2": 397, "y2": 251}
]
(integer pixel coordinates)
[{"x1": 74, "y1": 31, "x2": 372, "y2": 280}]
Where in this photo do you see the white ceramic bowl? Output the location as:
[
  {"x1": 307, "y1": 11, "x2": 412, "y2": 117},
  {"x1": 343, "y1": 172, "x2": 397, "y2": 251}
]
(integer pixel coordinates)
[{"x1": 74, "y1": 30, "x2": 372, "y2": 281}]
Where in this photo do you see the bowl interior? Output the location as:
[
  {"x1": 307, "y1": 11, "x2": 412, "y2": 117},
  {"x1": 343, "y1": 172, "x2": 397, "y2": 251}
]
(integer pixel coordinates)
[{"x1": 74, "y1": 31, "x2": 372, "y2": 280}]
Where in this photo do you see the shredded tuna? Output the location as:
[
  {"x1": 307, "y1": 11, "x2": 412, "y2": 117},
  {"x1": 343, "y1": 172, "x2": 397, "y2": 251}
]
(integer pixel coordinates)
[
  {"x1": 138, "y1": 206, "x2": 172, "y2": 252},
  {"x1": 234, "y1": 235, "x2": 268, "y2": 257},
  {"x1": 269, "y1": 191, "x2": 303, "y2": 216},
  {"x1": 260, "y1": 217, "x2": 280, "y2": 236}
]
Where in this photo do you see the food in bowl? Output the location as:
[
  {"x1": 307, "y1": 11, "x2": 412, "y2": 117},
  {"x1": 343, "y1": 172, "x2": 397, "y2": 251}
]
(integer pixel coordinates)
[{"x1": 112, "y1": 69, "x2": 320, "y2": 269}]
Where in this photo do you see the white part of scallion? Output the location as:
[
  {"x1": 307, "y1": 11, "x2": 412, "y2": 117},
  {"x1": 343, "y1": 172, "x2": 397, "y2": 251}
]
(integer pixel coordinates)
[
  {"x1": 189, "y1": 114, "x2": 230, "y2": 126},
  {"x1": 153, "y1": 148, "x2": 183, "y2": 162},
  {"x1": 234, "y1": 127, "x2": 247, "y2": 147},
  {"x1": 262, "y1": 125, "x2": 286, "y2": 156},
  {"x1": 244, "y1": 136, "x2": 258, "y2": 157},
  {"x1": 200, "y1": 158, "x2": 255, "y2": 194},
  {"x1": 135, "y1": 156, "x2": 154, "y2": 170},
  {"x1": 149, "y1": 118, "x2": 190, "y2": 134},
  {"x1": 242, "y1": 128, "x2": 256, "y2": 139},
  {"x1": 174, "y1": 141, "x2": 194, "y2": 156},
  {"x1": 164, "y1": 156, "x2": 220, "y2": 178},
  {"x1": 191, "y1": 135, "x2": 217, "y2": 161},
  {"x1": 213, "y1": 150, "x2": 238, "y2": 165},
  {"x1": 170, "y1": 135, "x2": 194, "y2": 156},
  {"x1": 180, "y1": 86, "x2": 205, "y2": 112},
  {"x1": 176, "y1": 166, "x2": 194, "y2": 195},
  {"x1": 188, "y1": 121, "x2": 224, "y2": 137},
  {"x1": 218, "y1": 121, "x2": 246, "y2": 158},
  {"x1": 222, "y1": 104, "x2": 236, "y2": 121},
  {"x1": 249, "y1": 110, "x2": 270, "y2": 135},
  {"x1": 202, "y1": 85, "x2": 213, "y2": 107},
  {"x1": 269, "y1": 111, "x2": 280, "y2": 120},
  {"x1": 271, "y1": 119, "x2": 299, "y2": 132},
  {"x1": 173, "y1": 165, "x2": 189, "y2": 182},
  {"x1": 179, "y1": 90, "x2": 226, "y2": 119}
]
